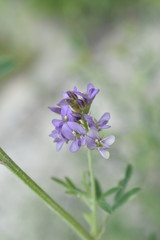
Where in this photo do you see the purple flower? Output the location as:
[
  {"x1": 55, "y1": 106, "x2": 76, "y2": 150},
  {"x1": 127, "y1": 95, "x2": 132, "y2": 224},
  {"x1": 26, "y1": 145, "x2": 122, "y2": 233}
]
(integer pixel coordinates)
[
  {"x1": 86, "y1": 128, "x2": 115, "y2": 159},
  {"x1": 49, "y1": 129, "x2": 67, "y2": 151},
  {"x1": 49, "y1": 83, "x2": 115, "y2": 158},
  {"x1": 52, "y1": 105, "x2": 75, "y2": 130},
  {"x1": 57, "y1": 92, "x2": 84, "y2": 113},
  {"x1": 61, "y1": 105, "x2": 75, "y2": 121},
  {"x1": 74, "y1": 83, "x2": 99, "y2": 104},
  {"x1": 62, "y1": 122, "x2": 86, "y2": 152},
  {"x1": 84, "y1": 112, "x2": 110, "y2": 131},
  {"x1": 48, "y1": 107, "x2": 61, "y2": 114},
  {"x1": 57, "y1": 84, "x2": 99, "y2": 112},
  {"x1": 57, "y1": 87, "x2": 78, "y2": 107}
]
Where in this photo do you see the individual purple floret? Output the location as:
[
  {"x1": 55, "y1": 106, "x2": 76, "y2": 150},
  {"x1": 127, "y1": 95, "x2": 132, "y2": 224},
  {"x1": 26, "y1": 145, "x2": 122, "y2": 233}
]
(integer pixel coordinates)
[
  {"x1": 57, "y1": 86, "x2": 79, "y2": 107},
  {"x1": 84, "y1": 112, "x2": 111, "y2": 131},
  {"x1": 52, "y1": 105, "x2": 76, "y2": 130},
  {"x1": 57, "y1": 83, "x2": 99, "y2": 114},
  {"x1": 73, "y1": 83, "x2": 100, "y2": 104},
  {"x1": 86, "y1": 128, "x2": 115, "y2": 159},
  {"x1": 49, "y1": 83, "x2": 115, "y2": 159},
  {"x1": 49, "y1": 129, "x2": 67, "y2": 151},
  {"x1": 62, "y1": 122, "x2": 86, "y2": 152}
]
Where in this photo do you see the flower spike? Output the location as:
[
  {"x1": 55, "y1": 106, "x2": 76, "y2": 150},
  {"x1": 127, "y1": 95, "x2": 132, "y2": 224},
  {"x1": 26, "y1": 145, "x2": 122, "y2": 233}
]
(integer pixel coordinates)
[{"x1": 49, "y1": 84, "x2": 115, "y2": 158}]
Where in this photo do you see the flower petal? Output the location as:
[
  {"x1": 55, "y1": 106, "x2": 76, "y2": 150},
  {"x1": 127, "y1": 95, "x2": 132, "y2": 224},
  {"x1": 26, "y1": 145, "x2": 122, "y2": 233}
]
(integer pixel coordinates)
[
  {"x1": 66, "y1": 91, "x2": 77, "y2": 100},
  {"x1": 57, "y1": 98, "x2": 68, "y2": 106},
  {"x1": 61, "y1": 106, "x2": 74, "y2": 121},
  {"x1": 77, "y1": 99, "x2": 85, "y2": 107},
  {"x1": 61, "y1": 105, "x2": 69, "y2": 118},
  {"x1": 84, "y1": 114, "x2": 95, "y2": 127},
  {"x1": 87, "y1": 83, "x2": 95, "y2": 93},
  {"x1": 87, "y1": 83, "x2": 100, "y2": 101},
  {"x1": 62, "y1": 92, "x2": 68, "y2": 98},
  {"x1": 49, "y1": 129, "x2": 60, "y2": 140},
  {"x1": 101, "y1": 135, "x2": 115, "y2": 147},
  {"x1": 61, "y1": 123, "x2": 74, "y2": 140},
  {"x1": 69, "y1": 139, "x2": 80, "y2": 152},
  {"x1": 48, "y1": 107, "x2": 61, "y2": 114},
  {"x1": 56, "y1": 141, "x2": 64, "y2": 151},
  {"x1": 74, "y1": 91, "x2": 86, "y2": 99},
  {"x1": 49, "y1": 130, "x2": 56, "y2": 138},
  {"x1": 72, "y1": 113, "x2": 81, "y2": 120},
  {"x1": 86, "y1": 128, "x2": 99, "y2": 149},
  {"x1": 80, "y1": 136, "x2": 86, "y2": 146},
  {"x1": 67, "y1": 122, "x2": 86, "y2": 135},
  {"x1": 99, "y1": 125, "x2": 111, "y2": 130},
  {"x1": 89, "y1": 89, "x2": 99, "y2": 100},
  {"x1": 87, "y1": 127, "x2": 100, "y2": 140},
  {"x1": 98, "y1": 147, "x2": 110, "y2": 159},
  {"x1": 73, "y1": 86, "x2": 77, "y2": 92},
  {"x1": 98, "y1": 112, "x2": 110, "y2": 126},
  {"x1": 86, "y1": 137, "x2": 95, "y2": 149},
  {"x1": 52, "y1": 119, "x2": 63, "y2": 128}
]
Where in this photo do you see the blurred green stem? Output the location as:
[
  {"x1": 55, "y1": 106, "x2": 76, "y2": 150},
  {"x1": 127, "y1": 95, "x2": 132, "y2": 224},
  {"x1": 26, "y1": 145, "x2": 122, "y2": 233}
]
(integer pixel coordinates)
[
  {"x1": 97, "y1": 216, "x2": 108, "y2": 240},
  {"x1": 88, "y1": 150, "x2": 98, "y2": 237},
  {"x1": 0, "y1": 147, "x2": 93, "y2": 240}
]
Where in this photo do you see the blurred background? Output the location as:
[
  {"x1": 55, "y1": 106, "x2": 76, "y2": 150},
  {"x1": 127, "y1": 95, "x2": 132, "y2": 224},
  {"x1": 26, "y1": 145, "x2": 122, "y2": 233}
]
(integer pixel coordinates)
[{"x1": 0, "y1": 0, "x2": 160, "y2": 239}]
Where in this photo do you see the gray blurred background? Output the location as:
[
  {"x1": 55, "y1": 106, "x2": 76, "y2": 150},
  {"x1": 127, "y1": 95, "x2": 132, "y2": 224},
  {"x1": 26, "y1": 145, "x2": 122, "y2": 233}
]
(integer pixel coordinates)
[{"x1": 0, "y1": 1, "x2": 160, "y2": 239}]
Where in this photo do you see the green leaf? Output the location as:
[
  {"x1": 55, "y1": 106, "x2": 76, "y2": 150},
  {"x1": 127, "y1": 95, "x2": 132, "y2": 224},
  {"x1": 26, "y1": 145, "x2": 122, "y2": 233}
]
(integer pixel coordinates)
[
  {"x1": 51, "y1": 177, "x2": 67, "y2": 188},
  {"x1": 98, "y1": 197, "x2": 112, "y2": 214},
  {"x1": 52, "y1": 176, "x2": 87, "y2": 201},
  {"x1": 125, "y1": 164, "x2": 132, "y2": 179},
  {"x1": 65, "y1": 177, "x2": 77, "y2": 189},
  {"x1": 95, "y1": 178, "x2": 103, "y2": 199},
  {"x1": 103, "y1": 187, "x2": 120, "y2": 197},
  {"x1": 66, "y1": 189, "x2": 79, "y2": 195},
  {"x1": 113, "y1": 187, "x2": 141, "y2": 211},
  {"x1": 0, "y1": 56, "x2": 16, "y2": 78},
  {"x1": 115, "y1": 164, "x2": 133, "y2": 201},
  {"x1": 52, "y1": 175, "x2": 91, "y2": 206}
]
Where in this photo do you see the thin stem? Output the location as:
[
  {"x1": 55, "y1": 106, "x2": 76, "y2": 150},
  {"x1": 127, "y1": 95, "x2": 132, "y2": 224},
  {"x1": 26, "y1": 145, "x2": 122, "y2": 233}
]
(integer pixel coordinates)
[
  {"x1": 97, "y1": 216, "x2": 108, "y2": 240},
  {"x1": 0, "y1": 148, "x2": 93, "y2": 240},
  {"x1": 88, "y1": 150, "x2": 98, "y2": 237}
]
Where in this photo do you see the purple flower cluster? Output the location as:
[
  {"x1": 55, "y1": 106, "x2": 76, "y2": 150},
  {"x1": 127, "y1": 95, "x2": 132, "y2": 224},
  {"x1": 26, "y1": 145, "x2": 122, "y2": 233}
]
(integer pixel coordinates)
[{"x1": 49, "y1": 83, "x2": 115, "y2": 159}]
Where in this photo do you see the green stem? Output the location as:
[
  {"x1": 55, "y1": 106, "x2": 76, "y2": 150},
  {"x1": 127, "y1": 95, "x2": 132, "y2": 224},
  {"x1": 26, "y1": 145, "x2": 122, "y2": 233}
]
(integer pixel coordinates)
[
  {"x1": 0, "y1": 148, "x2": 93, "y2": 240},
  {"x1": 88, "y1": 150, "x2": 98, "y2": 237},
  {"x1": 81, "y1": 114, "x2": 89, "y2": 131},
  {"x1": 97, "y1": 216, "x2": 108, "y2": 240}
]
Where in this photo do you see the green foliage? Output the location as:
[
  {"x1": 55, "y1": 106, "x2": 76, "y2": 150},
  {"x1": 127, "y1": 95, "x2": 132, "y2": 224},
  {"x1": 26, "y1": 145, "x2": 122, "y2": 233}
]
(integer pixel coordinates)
[
  {"x1": 51, "y1": 176, "x2": 87, "y2": 201},
  {"x1": 95, "y1": 164, "x2": 140, "y2": 214},
  {"x1": 112, "y1": 187, "x2": 141, "y2": 211},
  {"x1": 98, "y1": 197, "x2": 112, "y2": 214},
  {"x1": 95, "y1": 178, "x2": 103, "y2": 199},
  {"x1": 51, "y1": 177, "x2": 67, "y2": 188},
  {"x1": 26, "y1": 0, "x2": 160, "y2": 46},
  {"x1": 148, "y1": 234, "x2": 157, "y2": 240},
  {"x1": 103, "y1": 187, "x2": 120, "y2": 197},
  {"x1": 0, "y1": 56, "x2": 16, "y2": 79},
  {"x1": 28, "y1": 0, "x2": 160, "y2": 18},
  {"x1": 114, "y1": 164, "x2": 133, "y2": 201},
  {"x1": 52, "y1": 164, "x2": 140, "y2": 225}
]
